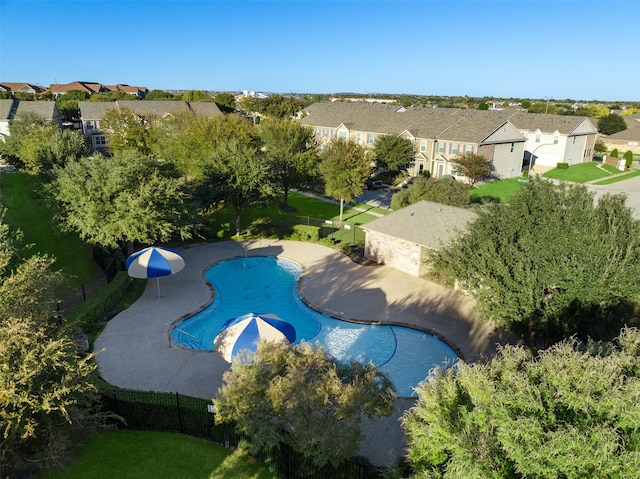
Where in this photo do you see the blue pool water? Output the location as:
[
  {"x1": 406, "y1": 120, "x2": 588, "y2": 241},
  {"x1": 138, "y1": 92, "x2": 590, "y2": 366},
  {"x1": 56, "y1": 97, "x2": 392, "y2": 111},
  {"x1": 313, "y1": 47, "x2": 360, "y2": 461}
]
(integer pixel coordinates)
[{"x1": 171, "y1": 256, "x2": 458, "y2": 397}]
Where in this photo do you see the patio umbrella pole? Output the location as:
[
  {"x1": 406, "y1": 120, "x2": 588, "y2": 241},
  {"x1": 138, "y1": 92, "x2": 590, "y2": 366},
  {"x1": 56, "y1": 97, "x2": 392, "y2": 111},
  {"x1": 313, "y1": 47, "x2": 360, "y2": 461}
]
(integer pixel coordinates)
[{"x1": 156, "y1": 277, "x2": 161, "y2": 298}]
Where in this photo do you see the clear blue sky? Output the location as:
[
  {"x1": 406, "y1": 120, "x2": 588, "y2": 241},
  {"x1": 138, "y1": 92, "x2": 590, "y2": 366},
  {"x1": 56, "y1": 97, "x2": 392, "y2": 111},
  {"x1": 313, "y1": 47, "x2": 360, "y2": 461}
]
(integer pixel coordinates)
[{"x1": 1, "y1": 0, "x2": 638, "y2": 101}]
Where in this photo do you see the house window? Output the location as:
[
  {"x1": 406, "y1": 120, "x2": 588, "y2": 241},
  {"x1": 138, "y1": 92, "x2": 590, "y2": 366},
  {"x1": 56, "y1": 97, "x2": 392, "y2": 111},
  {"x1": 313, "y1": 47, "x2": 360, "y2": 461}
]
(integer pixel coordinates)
[
  {"x1": 553, "y1": 135, "x2": 559, "y2": 144},
  {"x1": 356, "y1": 132, "x2": 362, "y2": 143},
  {"x1": 535, "y1": 133, "x2": 541, "y2": 142},
  {"x1": 322, "y1": 128, "x2": 329, "y2": 137},
  {"x1": 420, "y1": 139, "x2": 427, "y2": 152},
  {"x1": 450, "y1": 143, "x2": 459, "y2": 155},
  {"x1": 367, "y1": 133, "x2": 377, "y2": 144},
  {"x1": 86, "y1": 121, "x2": 95, "y2": 130},
  {"x1": 339, "y1": 131, "x2": 347, "y2": 140},
  {"x1": 331, "y1": 129, "x2": 337, "y2": 139},
  {"x1": 465, "y1": 144, "x2": 474, "y2": 154},
  {"x1": 315, "y1": 127, "x2": 321, "y2": 136},
  {"x1": 93, "y1": 136, "x2": 108, "y2": 147},
  {"x1": 438, "y1": 142, "x2": 446, "y2": 153}
]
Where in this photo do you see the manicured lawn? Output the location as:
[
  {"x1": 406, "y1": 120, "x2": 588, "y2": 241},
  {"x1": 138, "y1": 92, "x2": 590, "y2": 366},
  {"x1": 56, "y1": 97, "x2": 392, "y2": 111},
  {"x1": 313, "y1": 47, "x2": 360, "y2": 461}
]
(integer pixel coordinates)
[
  {"x1": 36, "y1": 430, "x2": 275, "y2": 479},
  {"x1": 542, "y1": 162, "x2": 619, "y2": 183},
  {"x1": 208, "y1": 191, "x2": 381, "y2": 238},
  {"x1": 0, "y1": 172, "x2": 99, "y2": 289},
  {"x1": 470, "y1": 178, "x2": 525, "y2": 203},
  {"x1": 591, "y1": 169, "x2": 640, "y2": 185}
]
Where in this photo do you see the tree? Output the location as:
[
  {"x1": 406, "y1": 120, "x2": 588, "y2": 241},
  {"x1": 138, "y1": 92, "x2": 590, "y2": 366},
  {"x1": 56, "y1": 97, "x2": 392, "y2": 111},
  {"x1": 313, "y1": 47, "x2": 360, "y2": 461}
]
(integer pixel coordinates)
[
  {"x1": 624, "y1": 150, "x2": 634, "y2": 168},
  {"x1": 373, "y1": 133, "x2": 415, "y2": 172},
  {"x1": 208, "y1": 139, "x2": 275, "y2": 236},
  {"x1": 598, "y1": 113, "x2": 627, "y2": 135},
  {"x1": 0, "y1": 112, "x2": 87, "y2": 173},
  {"x1": 258, "y1": 118, "x2": 319, "y2": 207},
  {"x1": 611, "y1": 148, "x2": 619, "y2": 158},
  {"x1": 435, "y1": 178, "x2": 640, "y2": 345},
  {"x1": 451, "y1": 152, "x2": 492, "y2": 185},
  {"x1": 145, "y1": 89, "x2": 177, "y2": 100},
  {"x1": 391, "y1": 176, "x2": 470, "y2": 209},
  {"x1": 594, "y1": 139, "x2": 607, "y2": 155},
  {"x1": 0, "y1": 224, "x2": 104, "y2": 473},
  {"x1": 213, "y1": 92, "x2": 236, "y2": 110},
  {"x1": 101, "y1": 106, "x2": 157, "y2": 154},
  {"x1": 181, "y1": 90, "x2": 212, "y2": 102},
  {"x1": 56, "y1": 90, "x2": 90, "y2": 121},
  {"x1": 239, "y1": 94, "x2": 305, "y2": 119},
  {"x1": 403, "y1": 329, "x2": 640, "y2": 478},
  {"x1": 213, "y1": 341, "x2": 395, "y2": 470},
  {"x1": 51, "y1": 150, "x2": 192, "y2": 253},
  {"x1": 319, "y1": 138, "x2": 372, "y2": 221}
]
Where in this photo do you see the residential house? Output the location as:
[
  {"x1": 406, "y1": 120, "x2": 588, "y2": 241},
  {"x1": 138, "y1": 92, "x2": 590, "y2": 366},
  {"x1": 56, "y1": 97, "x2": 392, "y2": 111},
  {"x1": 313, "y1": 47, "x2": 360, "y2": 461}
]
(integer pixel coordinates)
[
  {"x1": 79, "y1": 100, "x2": 222, "y2": 151},
  {"x1": 601, "y1": 113, "x2": 640, "y2": 155},
  {"x1": 298, "y1": 102, "x2": 526, "y2": 180},
  {"x1": 49, "y1": 81, "x2": 148, "y2": 99},
  {"x1": 505, "y1": 111, "x2": 598, "y2": 172},
  {"x1": 362, "y1": 200, "x2": 478, "y2": 277},
  {"x1": 298, "y1": 102, "x2": 597, "y2": 180},
  {"x1": 0, "y1": 82, "x2": 46, "y2": 95},
  {"x1": 49, "y1": 81, "x2": 107, "y2": 98},
  {"x1": 0, "y1": 99, "x2": 62, "y2": 141}
]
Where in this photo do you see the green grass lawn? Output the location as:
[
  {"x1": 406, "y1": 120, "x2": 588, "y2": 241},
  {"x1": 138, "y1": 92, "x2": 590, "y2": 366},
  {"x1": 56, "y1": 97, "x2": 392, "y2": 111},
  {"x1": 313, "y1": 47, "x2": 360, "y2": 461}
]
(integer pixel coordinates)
[
  {"x1": 591, "y1": 169, "x2": 640, "y2": 185},
  {"x1": 542, "y1": 162, "x2": 619, "y2": 183},
  {"x1": 208, "y1": 191, "x2": 381, "y2": 239},
  {"x1": 0, "y1": 172, "x2": 99, "y2": 289},
  {"x1": 470, "y1": 177, "x2": 525, "y2": 203},
  {"x1": 36, "y1": 430, "x2": 276, "y2": 479}
]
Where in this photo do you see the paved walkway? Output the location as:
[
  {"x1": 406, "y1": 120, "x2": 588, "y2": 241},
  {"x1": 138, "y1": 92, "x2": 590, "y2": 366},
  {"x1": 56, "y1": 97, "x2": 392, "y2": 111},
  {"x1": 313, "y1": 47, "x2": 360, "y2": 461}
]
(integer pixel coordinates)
[{"x1": 94, "y1": 240, "x2": 512, "y2": 466}]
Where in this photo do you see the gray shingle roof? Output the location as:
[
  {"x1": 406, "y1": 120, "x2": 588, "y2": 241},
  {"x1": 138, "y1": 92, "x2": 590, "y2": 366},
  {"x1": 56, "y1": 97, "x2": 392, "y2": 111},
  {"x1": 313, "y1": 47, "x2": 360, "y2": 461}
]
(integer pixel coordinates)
[
  {"x1": 15, "y1": 101, "x2": 60, "y2": 120},
  {"x1": 362, "y1": 200, "x2": 478, "y2": 249},
  {"x1": 300, "y1": 102, "x2": 595, "y2": 142},
  {"x1": 79, "y1": 100, "x2": 223, "y2": 120}
]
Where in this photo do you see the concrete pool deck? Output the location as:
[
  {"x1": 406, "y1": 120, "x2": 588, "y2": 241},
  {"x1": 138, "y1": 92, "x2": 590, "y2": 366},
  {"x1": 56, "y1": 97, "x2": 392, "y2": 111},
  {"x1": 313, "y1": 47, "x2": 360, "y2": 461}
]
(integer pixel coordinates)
[{"x1": 94, "y1": 240, "x2": 513, "y2": 466}]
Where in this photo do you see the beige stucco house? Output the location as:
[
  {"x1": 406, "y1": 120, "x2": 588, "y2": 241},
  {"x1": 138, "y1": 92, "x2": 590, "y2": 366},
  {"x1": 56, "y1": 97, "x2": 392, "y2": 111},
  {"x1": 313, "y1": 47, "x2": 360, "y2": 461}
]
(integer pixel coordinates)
[
  {"x1": 362, "y1": 201, "x2": 478, "y2": 277},
  {"x1": 601, "y1": 113, "x2": 640, "y2": 155}
]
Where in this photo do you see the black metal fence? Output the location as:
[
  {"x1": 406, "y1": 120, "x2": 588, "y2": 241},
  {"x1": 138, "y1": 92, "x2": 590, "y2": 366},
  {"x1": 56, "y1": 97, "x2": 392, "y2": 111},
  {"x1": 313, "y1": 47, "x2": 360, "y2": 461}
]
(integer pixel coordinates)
[
  {"x1": 99, "y1": 389, "x2": 382, "y2": 479},
  {"x1": 56, "y1": 246, "x2": 118, "y2": 316}
]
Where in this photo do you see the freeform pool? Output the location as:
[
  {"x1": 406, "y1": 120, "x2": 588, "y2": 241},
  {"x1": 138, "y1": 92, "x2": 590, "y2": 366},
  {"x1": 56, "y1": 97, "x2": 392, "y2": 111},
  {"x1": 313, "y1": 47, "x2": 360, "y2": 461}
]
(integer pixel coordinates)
[{"x1": 171, "y1": 256, "x2": 458, "y2": 397}]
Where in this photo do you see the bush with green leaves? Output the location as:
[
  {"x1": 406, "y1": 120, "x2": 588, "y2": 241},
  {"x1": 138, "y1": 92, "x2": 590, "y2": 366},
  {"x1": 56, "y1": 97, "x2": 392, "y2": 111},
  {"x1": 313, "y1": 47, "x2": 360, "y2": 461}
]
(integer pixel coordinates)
[
  {"x1": 213, "y1": 341, "x2": 395, "y2": 470},
  {"x1": 391, "y1": 176, "x2": 470, "y2": 210},
  {"x1": 624, "y1": 150, "x2": 634, "y2": 168},
  {"x1": 556, "y1": 162, "x2": 569, "y2": 169},
  {"x1": 611, "y1": 148, "x2": 620, "y2": 158},
  {"x1": 403, "y1": 328, "x2": 640, "y2": 478}
]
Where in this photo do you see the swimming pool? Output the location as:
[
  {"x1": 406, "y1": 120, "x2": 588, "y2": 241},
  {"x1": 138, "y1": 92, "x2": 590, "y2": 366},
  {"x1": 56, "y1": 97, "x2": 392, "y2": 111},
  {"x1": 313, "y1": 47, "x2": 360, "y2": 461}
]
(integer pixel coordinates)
[{"x1": 171, "y1": 256, "x2": 458, "y2": 397}]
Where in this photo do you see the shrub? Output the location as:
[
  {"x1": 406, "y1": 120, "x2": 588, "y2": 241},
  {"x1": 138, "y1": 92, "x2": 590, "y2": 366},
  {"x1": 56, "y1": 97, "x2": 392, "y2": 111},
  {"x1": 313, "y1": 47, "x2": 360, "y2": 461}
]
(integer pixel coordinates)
[
  {"x1": 611, "y1": 148, "x2": 619, "y2": 158},
  {"x1": 624, "y1": 150, "x2": 634, "y2": 168},
  {"x1": 556, "y1": 162, "x2": 569, "y2": 169},
  {"x1": 287, "y1": 224, "x2": 320, "y2": 242}
]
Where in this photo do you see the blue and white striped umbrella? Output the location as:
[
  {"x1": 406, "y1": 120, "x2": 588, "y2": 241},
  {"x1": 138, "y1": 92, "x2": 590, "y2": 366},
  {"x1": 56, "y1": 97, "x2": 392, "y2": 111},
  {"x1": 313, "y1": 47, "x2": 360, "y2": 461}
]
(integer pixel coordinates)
[
  {"x1": 126, "y1": 246, "x2": 185, "y2": 297},
  {"x1": 214, "y1": 312, "x2": 296, "y2": 363}
]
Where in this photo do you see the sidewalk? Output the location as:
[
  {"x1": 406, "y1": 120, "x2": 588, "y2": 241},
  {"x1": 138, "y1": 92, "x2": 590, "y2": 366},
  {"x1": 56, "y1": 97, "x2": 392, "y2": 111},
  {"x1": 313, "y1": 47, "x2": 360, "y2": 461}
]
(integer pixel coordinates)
[{"x1": 94, "y1": 240, "x2": 511, "y2": 466}]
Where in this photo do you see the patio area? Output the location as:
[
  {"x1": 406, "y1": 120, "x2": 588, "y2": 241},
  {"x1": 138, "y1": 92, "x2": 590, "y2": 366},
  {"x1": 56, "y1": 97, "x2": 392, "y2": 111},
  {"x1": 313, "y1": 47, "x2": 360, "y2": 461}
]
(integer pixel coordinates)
[{"x1": 94, "y1": 240, "x2": 512, "y2": 466}]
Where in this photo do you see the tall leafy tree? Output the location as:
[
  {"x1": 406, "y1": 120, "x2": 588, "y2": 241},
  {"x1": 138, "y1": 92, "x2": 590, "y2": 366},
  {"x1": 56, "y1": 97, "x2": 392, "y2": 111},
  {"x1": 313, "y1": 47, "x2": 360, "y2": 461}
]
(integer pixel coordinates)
[
  {"x1": 598, "y1": 113, "x2": 627, "y2": 135},
  {"x1": 0, "y1": 220, "x2": 104, "y2": 473},
  {"x1": 0, "y1": 112, "x2": 87, "y2": 173},
  {"x1": 319, "y1": 138, "x2": 372, "y2": 221},
  {"x1": 452, "y1": 152, "x2": 492, "y2": 185},
  {"x1": 391, "y1": 176, "x2": 470, "y2": 209},
  {"x1": 50, "y1": 150, "x2": 192, "y2": 254},
  {"x1": 373, "y1": 133, "x2": 415, "y2": 172},
  {"x1": 403, "y1": 328, "x2": 640, "y2": 478},
  {"x1": 435, "y1": 178, "x2": 640, "y2": 344},
  {"x1": 209, "y1": 139, "x2": 275, "y2": 236},
  {"x1": 212, "y1": 92, "x2": 236, "y2": 110},
  {"x1": 101, "y1": 106, "x2": 157, "y2": 154},
  {"x1": 258, "y1": 118, "x2": 319, "y2": 207},
  {"x1": 214, "y1": 341, "x2": 395, "y2": 470}
]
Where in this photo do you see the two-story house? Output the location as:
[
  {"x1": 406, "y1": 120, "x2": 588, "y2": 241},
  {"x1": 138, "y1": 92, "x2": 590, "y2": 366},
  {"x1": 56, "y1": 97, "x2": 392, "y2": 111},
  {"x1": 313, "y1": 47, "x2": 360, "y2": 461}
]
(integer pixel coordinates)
[
  {"x1": 299, "y1": 102, "x2": 526, "y2": 180},
  {"x1": 299, "y1": 102, "x2": 597, "y2": 180}
]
